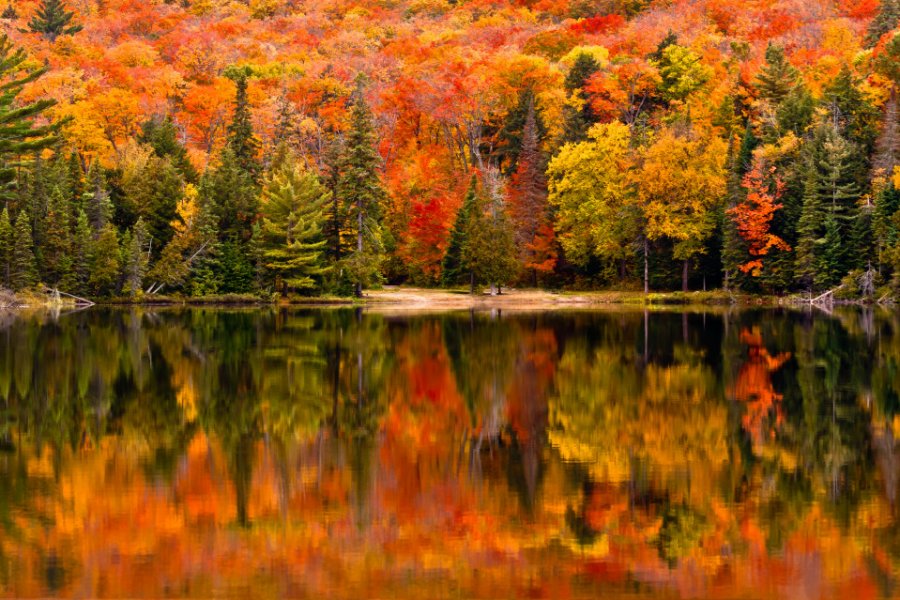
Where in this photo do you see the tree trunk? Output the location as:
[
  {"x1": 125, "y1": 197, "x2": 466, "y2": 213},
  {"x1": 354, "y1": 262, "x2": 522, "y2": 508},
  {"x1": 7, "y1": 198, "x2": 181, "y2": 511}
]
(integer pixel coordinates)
[
  {"x1": 489, "y1": 283, "x2": 497, "y2": 296},
  {"x1": 355, "y1": 208, "x2": 364, "y2": 298},
  {"x1": 643, "y1": 237, "x2": 649, "y2": 295},
  {"x1": 470, "y1": 271, "x2": 475, "y2": 295},
  {"x1": 682, "y1": 259, "x2": 689, "y2": 292}
]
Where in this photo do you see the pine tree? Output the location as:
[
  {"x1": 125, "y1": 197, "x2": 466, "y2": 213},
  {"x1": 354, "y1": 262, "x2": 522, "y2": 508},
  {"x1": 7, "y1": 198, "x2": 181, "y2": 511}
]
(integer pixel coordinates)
[
  {"x1": 84, "y1": 161, "x2": 112, "y2": 234},
  {"x1": 1, "y1": 5, "x2": 17, "y2": 19},
  {"x1": 0, "y1": 207, "x2": 11, "y2": 287},
  {"x1": 88, "y1": 223, "x2": 119, "y2": 296},
  {"x1": 27, "y1": 0, "x2": 82, "y2": 41},
  {"x1": 563, "y1": 52, "x2": 601, "y2": 143},
  {"x1": 496, "y1": 88, "x2": 546, "y2": 175},
  {"x1": 120, "y1": 218, "x2": 148, "y2": 297},
  {"x1": 139, "y1": 116, "x2": 198, "y2": 183},
  {"x1": 824, "y1": 65, "x2": 881, "y2": 160},
  {"x1": 794, "y1": 155, "x2": 824, "y2": 290},
  {"x1": 754, "y1": 44, "x2": 799, "y2": 104},
  {"x1": 339, "y1": 84, "x2": 387, "y2": 297},
  {"x1": 817, "y1": 214, "x2": 843, "y2": 288},
  {"x1": 461, "y1": 181, "x2": 518, "y2": 294},
  {"x1": 874, "y1": 182, "x2": 900, "y2": 273},
  {"x1": 0, "y1": 35, "x2": 61, "y2": 197},
  {"x1": 10, "y1": 209, "x2": 37, "y2": 291},
  {"x1": 70, "y1": 209, "x2": 90, "y2": 295},
  {"x1": 226, "y1": 71, "x2": 261, "y2": 180},
  {"x1": 200, "y1": 147, "x2": 258, "y2": 242},
  {"x1": 120, "y1": 154, "x2": 183, "y2": 259},
  {"x1": 43, "y1": 186, "x2": 72, "y2": 287},
  {"x1": 442, "y1": 175, "x2": 478, "y2": 287},
  {"x1": 722, "y1": 134, "x2": 749, "y2": 290},
  {"x1": 258, "y1": 149, "x2": 330, "y2": 294},
  {"x1": 866, "y1": 0, "x2": 900, "y2": 47}
]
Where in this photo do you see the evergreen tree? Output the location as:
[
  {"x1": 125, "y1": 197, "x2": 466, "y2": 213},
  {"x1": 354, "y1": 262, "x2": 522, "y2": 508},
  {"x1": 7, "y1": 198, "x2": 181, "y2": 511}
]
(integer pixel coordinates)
[
  {"x1": 496, "y1": 88, "x2": 547, "y2": 175},
  {"x1": 70, "y1": 209, "x2": 90, "y2": 295},
  {"x1": 0, "y1": 207, "x2": 11, "y2": 287},
  {"x1": 563, "y1": 53, "x2": 601, "y2": 143},
  {"x1": 866, "y1": 0, "x2": 900, "y2": 47},
  {"x1": 874, "y1": 182, "x2": 900, "y2": 273},
  {"x1": 0, "y1": 35, "x2": 61, "y2": 197},
  {"x1": 795, "y1": 155, "x2": 824, "y2": 290},
  {"x1": 1, "y1": 5, "x2": 17, "y2": 19},
  {"x1": 84, "y1": 161, "x2": 112, "y2": 234},
  {"x1": 754, "y1": 44, "x2": 799, "y2": 104},
  {"x1": 88, "y1": 223, "x2": 119, "y2": 296},
  {"x1": 824, "y1": 65, "x2": 881, "y2": 161},
  {"x1": 817, "y1": 214, "x2": 843, "y2": 288},
  {"x1": 120, "y1": 154, "x2": 183, "y2": 259},
  {"x1": 226, "y1": 71, "x2": 261, "y2": 179},
  {"x1": 139, "y1": 116, "x2": 199, "y2": 183},
  {"x1": 10, "y1": 209, "x2": 37, "y2": 291},
  {"x1": 722, "y1": 133, "x2": 749, "y2": 290},
  {"x1": 442, "y1": 175, "x2": 478, "y2": 287},
  {"x1": 461, "y1": 181, "x2": 518, "y2": 294},
  {"x1": 258, "y1": 149, "x2": 330, "y2": 294},
  {"x1": 120, "y1": 218, "x2": 148, "y2": 297},
  {"x1": 27, "y1": 0, "x2": 82, "y2": 41},
  {"x1": 43, "y1": 186, "x2": 72, "y2": 287},
  {"x1": 338, "y1": 85, "x2": 388, "y2": 297},
  {"x1": 321, "y1": 135, "x2": 346, "y2": 264},
  {"x1": 200, "y1": 147, "x2": 258, "y2": 242}
]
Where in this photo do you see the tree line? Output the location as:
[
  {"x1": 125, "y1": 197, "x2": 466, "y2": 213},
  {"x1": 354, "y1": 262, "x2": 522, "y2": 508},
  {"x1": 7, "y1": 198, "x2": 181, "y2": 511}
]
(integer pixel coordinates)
[{"x1": 1, "y1": 0, "x2": 900, "y2": 298}]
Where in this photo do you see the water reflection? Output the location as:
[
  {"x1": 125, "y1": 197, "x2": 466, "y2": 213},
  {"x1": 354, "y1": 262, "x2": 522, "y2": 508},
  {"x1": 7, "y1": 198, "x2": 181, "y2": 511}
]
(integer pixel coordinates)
[{"x1": 0, "y1": 307, "x2": 899, "y2": 598}]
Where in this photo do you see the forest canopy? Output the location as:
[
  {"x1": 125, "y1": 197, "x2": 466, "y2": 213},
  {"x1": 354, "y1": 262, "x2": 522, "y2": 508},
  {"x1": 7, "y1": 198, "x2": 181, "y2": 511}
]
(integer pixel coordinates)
[{"x1": 0, "y1": 0, "x2": 899, "y2": 298}]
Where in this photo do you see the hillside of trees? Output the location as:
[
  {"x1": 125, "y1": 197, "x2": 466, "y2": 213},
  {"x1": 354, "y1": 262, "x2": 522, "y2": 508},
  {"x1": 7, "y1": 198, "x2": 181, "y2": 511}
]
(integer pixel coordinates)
[{"x1": 0, "y1": 0, "x2": 898, "y2": 298}]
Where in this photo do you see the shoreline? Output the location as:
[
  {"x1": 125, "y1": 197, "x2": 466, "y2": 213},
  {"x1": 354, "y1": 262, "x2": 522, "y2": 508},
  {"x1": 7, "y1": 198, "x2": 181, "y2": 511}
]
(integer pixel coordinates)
[{"x1": 10, "y1": 287, "x2": 895, "y2": 311}]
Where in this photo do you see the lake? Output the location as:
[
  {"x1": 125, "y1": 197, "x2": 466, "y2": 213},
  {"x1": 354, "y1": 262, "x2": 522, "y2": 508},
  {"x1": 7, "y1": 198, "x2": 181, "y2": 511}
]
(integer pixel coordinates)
[{"x1": 0, "y1": 306, "x2": 898, "y2": 599}]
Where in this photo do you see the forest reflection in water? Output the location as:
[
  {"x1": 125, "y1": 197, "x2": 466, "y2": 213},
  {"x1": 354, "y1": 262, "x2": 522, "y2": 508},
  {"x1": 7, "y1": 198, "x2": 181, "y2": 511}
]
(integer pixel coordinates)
[{"x1": 1, "y1": 306, "x2": 899, "y2": 598}]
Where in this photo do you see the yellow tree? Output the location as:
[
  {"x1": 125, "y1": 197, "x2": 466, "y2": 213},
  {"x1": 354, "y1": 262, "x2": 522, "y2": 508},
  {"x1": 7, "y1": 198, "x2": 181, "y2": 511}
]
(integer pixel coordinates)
[
  {"x1": 547, "y1": 122, "x2": 639, "y2": 281},
  {"x1": 636, "y1": 127, "x2": 727, "y2": 291}
]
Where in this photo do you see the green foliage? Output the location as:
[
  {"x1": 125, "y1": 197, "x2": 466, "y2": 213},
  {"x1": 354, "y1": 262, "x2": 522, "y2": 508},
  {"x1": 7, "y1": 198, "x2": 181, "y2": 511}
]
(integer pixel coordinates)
[
  {"x1": 87, "y1": 223, "x2": 119, "y2": 296},
  {"x1": 200, "y1": 148, "x2": 257, "y2": 242},
  {"x1": 460, "y1": 179, "x2": 519, "y2": 292},
  {"x1": 42, "y1": 186, "x2": 72, "y2": 287},
  {"x1": 442, "y1": 175, "x2": 478, "y2": 287},
  {"x1": 563, "y1": 52, "x2": 601, "y2": 143},
  {"x1": 120, "y1": 217, "x2": 148, "y2": 297},
  {"x1": 339, "y1": 86, "x2": 388, "y2": 296},
  {"x1": 0, "y1": 207, "x2": 11, "y2": 287},
  {"x1": 866, "y1": 0, "x2": 900, "y2": 47},
  {"x1": 10, "y1": 210, "x2": 37, "y2": 291},
  {"x1": 258, "y1": 149, "x2": 330, "y2": 293},
  {"x1": 120, "y1": 154, "x2": 183, "y2": 258},
  {"x1": 139, "y1": 116, "x2": 199, "y2": 183},
  {"x1": 653, "y1": 45, "x2": 712, "y2": 103},
  {"x1": 226, "y1": 74, "x2": 261, "y2": 180},
  {"x1": 27, "y1": 0, "x2": 82, "y2": 41},
  {"x1": 754, "y1": 44, "x2": 799, "y2": 104}
]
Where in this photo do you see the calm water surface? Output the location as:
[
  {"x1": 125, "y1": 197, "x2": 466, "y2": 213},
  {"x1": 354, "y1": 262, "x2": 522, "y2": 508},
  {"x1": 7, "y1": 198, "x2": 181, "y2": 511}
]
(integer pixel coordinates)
[{"x1": 1, "y1": 307, "x2": 899, "y2": 599}]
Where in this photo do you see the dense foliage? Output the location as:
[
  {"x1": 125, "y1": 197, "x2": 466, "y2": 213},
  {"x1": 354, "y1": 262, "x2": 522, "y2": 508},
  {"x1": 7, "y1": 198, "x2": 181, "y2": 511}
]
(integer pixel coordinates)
[{"x1": 1, "y1": 0, "x2": 900, "y2": 297}]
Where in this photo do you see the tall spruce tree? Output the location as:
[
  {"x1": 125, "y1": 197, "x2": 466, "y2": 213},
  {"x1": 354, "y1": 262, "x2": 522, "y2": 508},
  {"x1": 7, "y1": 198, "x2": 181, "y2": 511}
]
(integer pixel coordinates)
[
  {"x1": 120, "y1": 218, "x2": 148, "y2": 297},
  {"x1": 139, "y1": 116, "x2": 198, "y2": 183},
  {"x1": 442, "y1": 175, "x2": 478, "y2": 287},
  {"x1": 70, "y1": 209, "x2": 90, "y2": 295},
  {"x1": 563, "y1": 53, "x2": 601, "y2": 143},
  {"x1": 0, "y1": 35, "x2": 60, "y2": 198},
  {"x1": 339, "y1": 84, "x2": 387, "y2": 297},
  {"x1": 87, "y1": 223, "x2": 119, "y2": 296},
  {"x1": 10, "y1": 209, "x2": 37, "y2": 291},
  {"x1": 795, "y1": 154, "x2": 824, "y2": 290},
  {"x1": 27, "y1": 0, "x2": 82, "y2": 41},
  {"x1": 43, "y1": 186, "x2": 72, "y2": 287},
  {"x1": 226, "y1": 71, "x2": 261, "y2": 180},
  {"x1": 0, "y1": 207, "x2": 11, "y2": 287},
  {"x1": 84, "y1": 161, "x2": 112, "y2": 234},
  {"x1": 258, "y1": 149, "x2": 330, "y2": 294}
]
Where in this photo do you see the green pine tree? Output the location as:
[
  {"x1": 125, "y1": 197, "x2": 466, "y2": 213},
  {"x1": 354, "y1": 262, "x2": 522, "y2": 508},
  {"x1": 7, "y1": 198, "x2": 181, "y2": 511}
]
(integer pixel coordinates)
[
  {"x1": 70, "y1": 209, "x2": 90, "y2": 295},
  {"x1": 226, "y1": 71, "x2": 261, "y2": 179},
  {"x1": 866, "y1": 0, "x2": 900, "y2": 47},
  {"x1": 120, "y1": 217, "x2": 148, "y2": 297},
  {"x1": 442, "y1": 175, "x2": 478, "y2": 287},
  {"x1": 0, "y1": 35, "x2": 61, "y2": 197},
  {"x1": 88, "y1": 223, "x2": 120, "y2": 296},
  {"x1": 1, "y1": 5, "x2": 17, "y2": 19},
  {"x1": 120, "y1": 154, "x2": 183, "y2": 259},
  {"x1": 27, "y1": 0, "x2": 82, "y2": 41},
  {"x1": 339, "y1": 84, "x2": 388, "y2": 297},
  {"x1": 817, "y1": 214, "x2": 844, "y2": 289},
  {"x1": 795, "y1": 155, "x2": 824, "y2": 290},
  {"x1": 139, "y1": 116, "x2": 199, "y2": 183},
  {"x1": 10, "y1": 209, "x2": 37, "y2": 291},
  {"x1": 200, "y1": 147, "x2": 258, "y2": 242},
  {"x1": 43, "y1": 186, "x2": 72, "y2": 287},
  {"x1": 258, "y1": 149, "x2": 330, "y2": 294},
  {"x1": 754, "y1": 44, "x2": 799, "y2": 104},
  {"x1": 84, "y1": 160, "x2": 113, "y2": 234},
  {"x1": 0, "y1": 207, "x2": 11, "y2": 287},
  {"x1": 461, "y1": 177, "x2": 519, "y2": 294},
  {"x1": 722, "y1": 134, "x2": 749, "y2": 291},
  {"x1": 562, "y1": 52, "x2": 601, "y2": 143}
]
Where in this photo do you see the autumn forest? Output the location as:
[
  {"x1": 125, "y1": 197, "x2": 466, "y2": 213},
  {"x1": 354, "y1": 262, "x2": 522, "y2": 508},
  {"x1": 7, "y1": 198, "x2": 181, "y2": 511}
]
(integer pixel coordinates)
[{"x1": 0, "y1": 0, "x2": 897, "y2": 298}]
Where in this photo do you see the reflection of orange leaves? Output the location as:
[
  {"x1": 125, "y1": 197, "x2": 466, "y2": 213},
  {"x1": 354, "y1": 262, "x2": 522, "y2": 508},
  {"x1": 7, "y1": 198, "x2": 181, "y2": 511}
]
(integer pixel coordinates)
[{"x1": 731, "y1": 327, "x2": 791, "y2": 446}]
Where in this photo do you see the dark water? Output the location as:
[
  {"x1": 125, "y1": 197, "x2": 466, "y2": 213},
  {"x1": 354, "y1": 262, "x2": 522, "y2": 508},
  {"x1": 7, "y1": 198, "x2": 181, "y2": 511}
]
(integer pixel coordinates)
[{"x1": 1, "y1": 306, "x2": 899, "y2": 598}]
